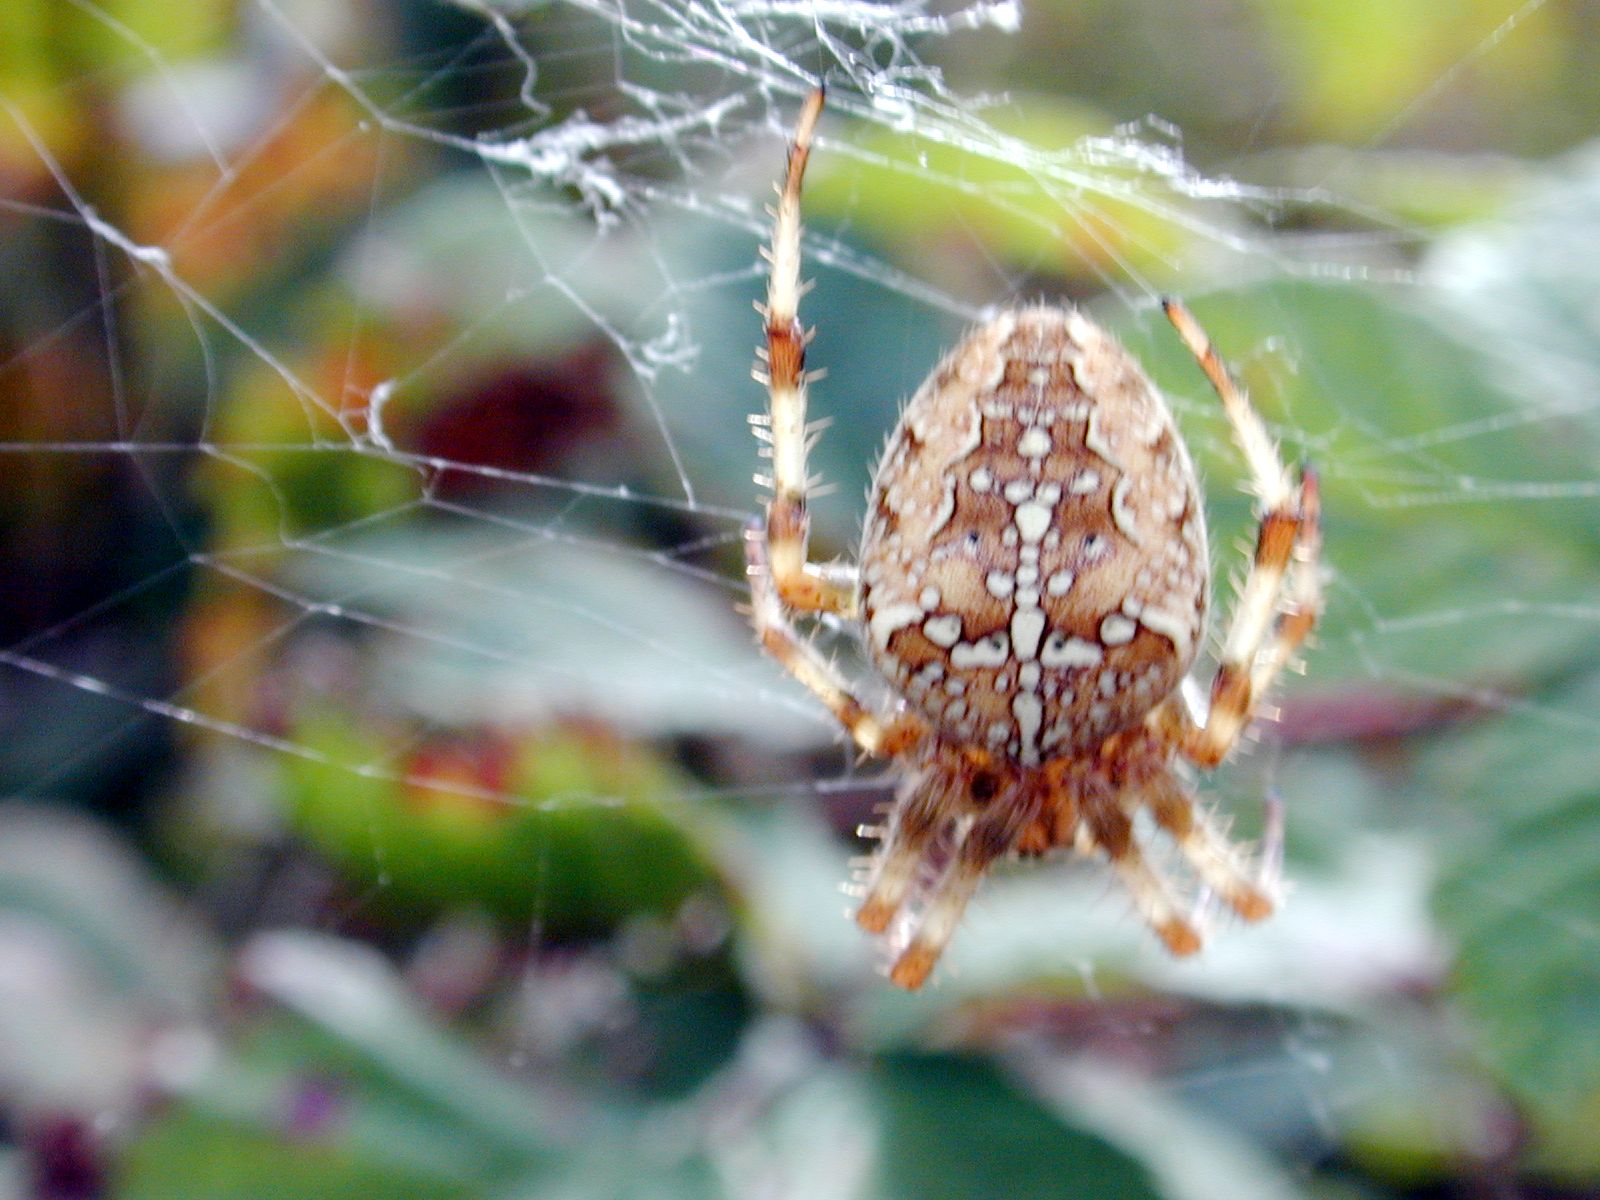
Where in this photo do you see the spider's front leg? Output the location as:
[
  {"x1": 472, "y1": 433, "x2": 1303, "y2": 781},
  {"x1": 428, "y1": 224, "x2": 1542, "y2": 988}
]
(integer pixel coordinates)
[
  {"x1": 1159, "y1": 300, "x2": 1324, "y2": 768},
  {"x1": 745, "y1": 523, "x2": 924, "y2": 758},
  {"x1": 755, "y1": 87, "x2": 858, "y2": 618}
]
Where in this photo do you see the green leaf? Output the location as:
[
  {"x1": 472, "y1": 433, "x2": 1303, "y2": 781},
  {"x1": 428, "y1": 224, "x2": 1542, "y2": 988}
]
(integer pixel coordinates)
[
  {"x1": 1331, "y1": 154, "x2": 1600, "y2": 1175},
  {"x1": 1423, "y1": 671, "x2": 1600, "y2": 1180},
  {"x1": 870, "y1": 1053, "x2": 1162, "y2": 1200},
  {"x1": 116, "y1": 932, "x2": 566, "y2": 1197},
  {"x1": 282, "y1": 524, "x2": 825, "y2": 748},
  {"x1": 238, "y1": 932, "x2": 558, "y2": 1161},
  {"x1": 1017, "y1": 1057, "x2": 1315, "y2": 1200},
  {"x1": 116, "y1": 1108, "x2": 481, "y2": 1200},
  {"x1": 804, "y1": 96, "x2": 1207, "y2": 286},
  {"x1": 280, "y1": 707, "x2": 722, "y2": 933},
  {"x1": 1238, "y1": 146, "x2": 1532, "y2": 231},
  {"x1": 1248, "y1": 0, "x2": 1568, "y2": 143},
  {"x1": 1427, "y1": 141, "x2": 1600, "y2": 439},
  {"x1": 0, "y1": 806, "x2": 217, "y2": 1120}
]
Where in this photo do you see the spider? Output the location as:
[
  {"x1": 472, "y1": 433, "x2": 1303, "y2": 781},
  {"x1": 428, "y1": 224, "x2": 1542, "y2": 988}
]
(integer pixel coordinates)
[{"x1": 745, "y1": 89, "x2": 1323, "y2": 990}]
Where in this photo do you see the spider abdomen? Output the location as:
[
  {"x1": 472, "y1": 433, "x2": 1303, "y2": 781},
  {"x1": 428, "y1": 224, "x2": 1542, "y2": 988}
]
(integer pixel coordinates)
[{"x1": 859, "y1": 307, "x2": 1209, "y2": 763}]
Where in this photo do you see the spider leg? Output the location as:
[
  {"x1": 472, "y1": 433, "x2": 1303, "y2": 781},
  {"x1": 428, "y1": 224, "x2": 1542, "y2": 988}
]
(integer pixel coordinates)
[
  {"x1": 757, "y1": 86, "x2": 857, "y2": 618},
  {"x1": 746, "y1": 524, "x2": 923, "y2": 757},
  {"x1": 1084, "y1": 804, "x2": 1201, "y2": 956},
  {"x1": 1245, "y1": 468, "x2": 1323, "y2": 703},
  {"x1": 1140, "y1": 771, "x2": 1275, "y2": 922},
  {"x1": 856, "y1": 765, "x2": 957, "y2": 935},
  {"x1": 1160, "y1": 299, "x2": 1323, "y2": 767},
  {"x1": 887, "y1": 792, "x2": 1040, "y2": 990}
]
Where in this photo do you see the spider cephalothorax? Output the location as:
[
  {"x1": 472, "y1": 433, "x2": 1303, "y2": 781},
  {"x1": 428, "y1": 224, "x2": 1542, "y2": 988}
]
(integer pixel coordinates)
[{"x1": 746, "y1": 90, "x2": 1322, "y2": 989}]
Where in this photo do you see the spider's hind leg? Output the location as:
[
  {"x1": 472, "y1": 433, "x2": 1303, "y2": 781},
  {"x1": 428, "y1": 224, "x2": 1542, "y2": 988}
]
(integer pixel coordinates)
[
  {"x1": 1087, "y1": 802, "x2": 1202, "y2": 957},
  {"x1": 1141, "y1": 771, "x2": 1276, "y2": 923}
]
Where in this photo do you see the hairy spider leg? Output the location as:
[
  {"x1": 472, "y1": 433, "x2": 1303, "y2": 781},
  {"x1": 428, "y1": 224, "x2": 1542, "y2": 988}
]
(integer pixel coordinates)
[
  {"x1": 1139, "y1": 771, "x2": 1274, "y2": 921},
  {"x1": 888, "y1": 790, "x2": 1043, "y2": 989},
  {"x1": 1158, "y1": 300, "x2": 1324, "y2": 768},
  {"x1": 744, "y1": 523, "x2": 922, "y2": 757},
  {"x1": 756, "y1": 87, "x2": 858, "y2": 617},
  {"x1": 1249, "y1": 468, "x2": 1323, "y2": 701},
  {"x1": 855, "y1": 766, "x2": 958, "y2": 934},
  {"x1": 1084, "y1": 804, "x2": 1202, "y2": 956}
]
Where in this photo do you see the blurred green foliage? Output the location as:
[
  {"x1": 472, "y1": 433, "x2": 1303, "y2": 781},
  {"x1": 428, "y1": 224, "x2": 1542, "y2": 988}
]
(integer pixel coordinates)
[
  {"x1": 281, "y1": 710, "x2": 721, "y2": 932},
  {"x1": 2, "y1": 1, "x2": 1600, "y2": 1198}
]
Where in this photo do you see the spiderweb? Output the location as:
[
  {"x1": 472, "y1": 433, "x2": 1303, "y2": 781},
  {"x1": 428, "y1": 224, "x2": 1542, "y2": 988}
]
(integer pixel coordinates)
[{"x1": 3, "y1": 0, "x2": 1599, "y2": 1189}]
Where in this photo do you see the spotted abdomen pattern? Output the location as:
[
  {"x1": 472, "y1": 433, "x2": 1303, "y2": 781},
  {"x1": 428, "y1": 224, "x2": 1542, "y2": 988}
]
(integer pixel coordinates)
[{"x1": 859, "y1": 307, "x2": 1209, "y2": 763}]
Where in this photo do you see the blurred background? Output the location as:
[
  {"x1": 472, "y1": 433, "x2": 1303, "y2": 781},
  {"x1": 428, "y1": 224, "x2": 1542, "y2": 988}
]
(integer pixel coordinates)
[{"x1": 2, "y1": 0, "x2": 1600, "y2": 1196}]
